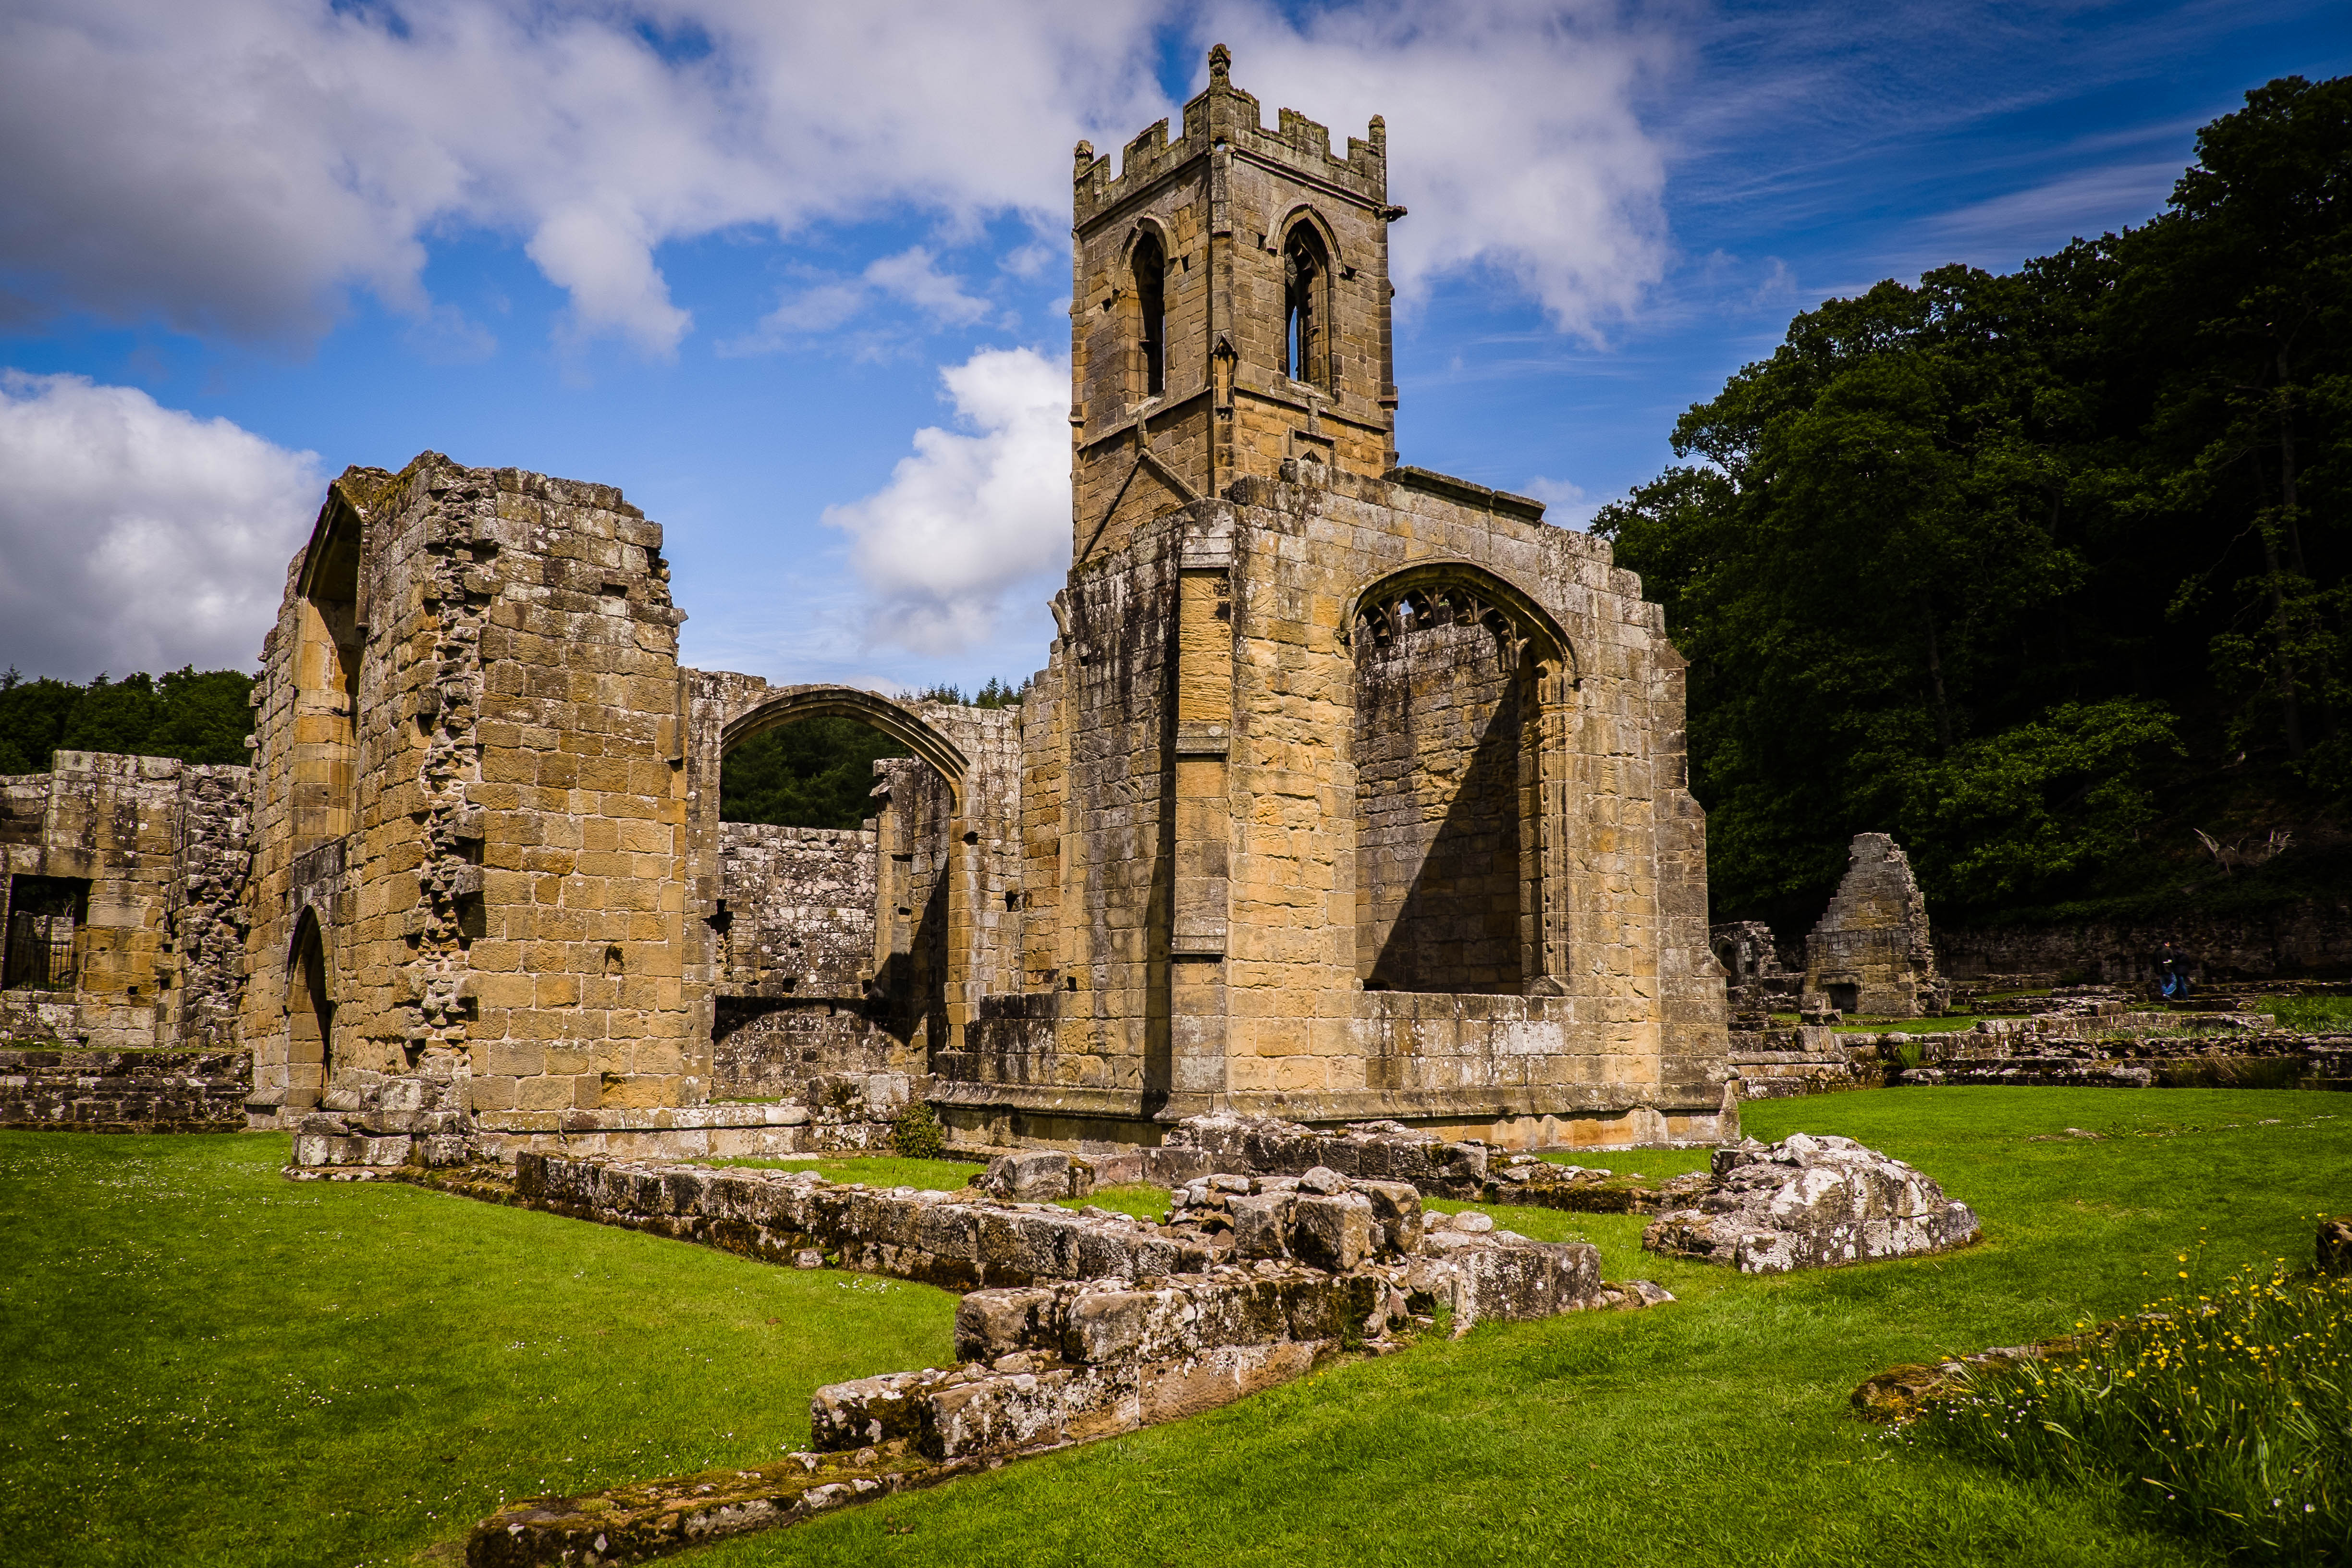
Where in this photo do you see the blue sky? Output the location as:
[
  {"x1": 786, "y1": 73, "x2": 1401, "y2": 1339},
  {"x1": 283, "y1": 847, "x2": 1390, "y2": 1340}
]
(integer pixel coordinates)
[{"x1": 1, "y1": 0, "x2": 2346, "y2": 691}]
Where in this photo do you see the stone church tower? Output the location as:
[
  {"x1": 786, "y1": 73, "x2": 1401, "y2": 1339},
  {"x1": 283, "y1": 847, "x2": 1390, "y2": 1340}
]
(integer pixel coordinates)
[{"x1": 1071, "y1": 43, "x2": 1399, "y2": 560}]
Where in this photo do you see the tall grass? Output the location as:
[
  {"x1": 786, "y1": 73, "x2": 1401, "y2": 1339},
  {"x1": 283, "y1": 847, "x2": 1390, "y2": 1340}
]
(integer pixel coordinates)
[
  {"x1": 1913, "y1": 1243, "x2": 2351, "y2": 1562},
  {"x1": 2259, "y1": 995, "x2": 2352, "y2": 1033}
]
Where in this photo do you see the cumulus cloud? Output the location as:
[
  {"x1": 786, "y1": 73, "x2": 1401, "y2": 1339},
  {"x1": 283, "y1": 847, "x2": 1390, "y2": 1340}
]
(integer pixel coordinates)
[
  {"x1": 1200, "y1": 0, "x2": 1678, "y2": 337},
  {"x1": 0, "y1": 0, "x2": 1168, "y2": 353},
  {"x1": 0, "y1": 0, "x2": 1678, "y2": 354},
  {"x1": 0, "y1": 372, "x2": 320, "y2": 679},
  {"x1": 823, "y1": 347, "x2": 1071, "y2": 654}
]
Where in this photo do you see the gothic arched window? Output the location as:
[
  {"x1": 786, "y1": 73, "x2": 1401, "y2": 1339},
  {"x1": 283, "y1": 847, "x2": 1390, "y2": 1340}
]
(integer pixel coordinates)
[
  {"x1": 1281, "y1": 224, "x2": 1330, "y2": 389},
  {"x1": 1133, "y1": 231, "x2": 1166, "y2": 398}
]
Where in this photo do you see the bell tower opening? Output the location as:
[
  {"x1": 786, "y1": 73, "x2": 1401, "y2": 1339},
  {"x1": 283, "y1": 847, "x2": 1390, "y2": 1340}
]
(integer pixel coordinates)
[
  {"x1": 1282, "y1": 224, "x2": 1328, "y2": 389},
  {"x1": 1133, "y1": 230, "x2": 1166, "y2": 399}
]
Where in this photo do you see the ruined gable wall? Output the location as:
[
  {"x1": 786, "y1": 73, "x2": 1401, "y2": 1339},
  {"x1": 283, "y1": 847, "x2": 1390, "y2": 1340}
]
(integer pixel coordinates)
[
  {"x1": 246, "y1": 456, "x2": 697, "y2": 1138},
  {"x1": 1, "y1": 754, "x2": 252, "y2": 1054},
  {"x1": 1802, "y1": 833, "x2": 1941, "y2": 1017}
]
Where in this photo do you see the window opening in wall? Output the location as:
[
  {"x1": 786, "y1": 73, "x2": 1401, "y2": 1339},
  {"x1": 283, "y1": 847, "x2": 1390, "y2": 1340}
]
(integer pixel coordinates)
[
  {"x1": 1351, "y1": 571, "x2": 1561, "y2": 996},
  {"x1": 1282, "y1": 224, "x2": 1329, "y2": 389},
  {"x1": 294, "y1": 502, "x2": 363, "y2": 852},
  {"x1": 1827, "y1": 983, "x2": 1860, "y2": 1014},
  {"x1": 3, "y1": 875, "x2": 87, "y2": 992},
  {"x1": 1133, "y1": 231, "x2": 1166, "y2": 398},
  {"x1": 723, "y1": 716, "x2": 913, "y2": 830}
]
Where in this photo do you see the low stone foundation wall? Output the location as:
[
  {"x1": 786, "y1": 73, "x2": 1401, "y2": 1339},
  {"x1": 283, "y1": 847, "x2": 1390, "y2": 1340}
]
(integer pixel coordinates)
[
  {"x1": 0, "y1": 1046, "x2": 251, "y2": 1132},
  {"x1": 440, "y1": 1143, "x2": 1653, "y2": 1567}
]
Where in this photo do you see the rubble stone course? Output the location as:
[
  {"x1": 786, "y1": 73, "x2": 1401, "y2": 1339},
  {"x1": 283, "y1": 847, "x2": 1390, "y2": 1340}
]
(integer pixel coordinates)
[{"x1": 1641, "y1": 1133, "x2": 1980, "y2": 1274}]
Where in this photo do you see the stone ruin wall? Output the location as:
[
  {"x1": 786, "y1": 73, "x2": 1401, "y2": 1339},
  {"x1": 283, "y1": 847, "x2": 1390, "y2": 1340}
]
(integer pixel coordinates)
[
  {"x1": 934, "y1": 466, "x2": 1730, "y2": 1153},
  {"x1": 1, "y1": 752, "x2": 255, "y2": 1130},
  {"x1": 1940, "y1": 901, "x2": 2352, "y2": 985},
  {"x1": 1802, "y1": 833, "x2": 1944, "y2": 1018},
  {"x1": 710, "y1": 821, "x2": 899, "y2": 1104},
  {"x1": 243, "y1": 456, "x2": 698, "y2": 1160},
  {"x1": 1353, "y1": 604, "x2": 1531, "y2": 995}
]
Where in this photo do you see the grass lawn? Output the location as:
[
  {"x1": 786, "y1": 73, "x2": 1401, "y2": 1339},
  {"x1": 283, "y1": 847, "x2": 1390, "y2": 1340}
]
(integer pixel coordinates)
[
  {"x1": 687, "y1": 1089, "x2": 2343, "y2": 1568},
  {"x1": 0, "y1": 1134, "x2": 960, "y2": 1568},
  {"x1": 3, "y1": 1089, "x2": 2343, "y2": 1567}
]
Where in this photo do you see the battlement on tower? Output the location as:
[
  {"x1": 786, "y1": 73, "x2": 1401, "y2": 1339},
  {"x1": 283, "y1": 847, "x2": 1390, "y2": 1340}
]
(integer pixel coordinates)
[{"x1": 1074, "y1": 49, "x2": 1387, "y2": 223}]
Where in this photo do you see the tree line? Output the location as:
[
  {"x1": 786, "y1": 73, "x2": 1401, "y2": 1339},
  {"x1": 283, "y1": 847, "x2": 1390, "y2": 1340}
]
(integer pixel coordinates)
[
  {"x1": 1598, "y1": 75, "x2": 2350, "y2": 930},
  {"x1": 0, "y1": 668, "x2": 256, "y2": 776}
]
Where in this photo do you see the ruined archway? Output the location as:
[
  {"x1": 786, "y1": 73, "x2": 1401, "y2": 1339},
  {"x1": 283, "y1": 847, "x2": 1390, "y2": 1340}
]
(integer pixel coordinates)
[
  {"x1": 721, "y1": 686, "x2": 968, "y2": 815},
  {"x1": 710, "y1": 686, "x2": 972, "y2": 1106},
  {"x1": 1345, "y1": 563, "x2": 1576, "y2": 995},
  {"x1": 285, "y1": 907, "x2": 333, "y2": 1111}
]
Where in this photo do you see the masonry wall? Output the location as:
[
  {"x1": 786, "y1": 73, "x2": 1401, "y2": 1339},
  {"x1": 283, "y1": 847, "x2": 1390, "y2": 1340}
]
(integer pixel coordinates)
[
  {"x1": 244, "y1": 457, "x2": 696, "y2": 1141},
  {"x1": 938, "y1": 465, "x2": 1730, "y2": 1150},
  {"x1": 2, "y1": 753, "x2": 252, "y2": 1056},
  {"x1": 1802, "y1": 833, "x2": 1942, "y2": 1017},
  {"x1": 1940, "y1": 902, "x2": 2352, "y2": 984}
]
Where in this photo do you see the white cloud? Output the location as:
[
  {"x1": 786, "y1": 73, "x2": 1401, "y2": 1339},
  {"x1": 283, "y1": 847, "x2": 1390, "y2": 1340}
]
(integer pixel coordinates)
[
  {"x1": 0, "y1": 372, "x2": 320, "y2": 679},
  {"x1": 724, "y1": 247, "x2": 997, "y2": 355},
  {"x1": 0, "y1": 0, "x2": 1171, "y2": 354},
  {"x1": 823, "y1": 347, "x2": 1071, "y2": 655},
  {"x1": 1200, "y1": 0, "x2": 1678, "y2": 338},
  {"x1": 0, "y1": 1, "x2": 1679, "y2": 354},
  {"x1": 1519, "y1": 476, "x2": 1606, "y2": 530}
]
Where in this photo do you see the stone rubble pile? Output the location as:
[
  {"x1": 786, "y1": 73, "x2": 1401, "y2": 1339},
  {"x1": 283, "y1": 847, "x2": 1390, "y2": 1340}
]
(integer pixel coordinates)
[
  {"x1": 1162, "y1": 1113, "x2": 1493, "y2": 1197},
  {"x1": 1641, "y1": 1133, "x2": 1979, "y2": 1274}
]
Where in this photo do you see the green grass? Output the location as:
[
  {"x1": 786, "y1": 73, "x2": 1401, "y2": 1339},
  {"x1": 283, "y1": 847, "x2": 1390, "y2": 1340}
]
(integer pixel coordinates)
[
  {"x1": 2259, "y1": 995, "x2": 2352, "y2": 1033},
  {"x1": 7, "y1": 1091, "x2": 2347, "y2": 1568},
  {"x1": 1835, "y1": 1014, "x2": 1988, "y2": 1033},
  {"x1": 686, "y1": 1089, "x2": 2346, "y2": 1568},
  {"x1": 1917, "y1": 1257, "x2": 2349, "y2": 1561},
  {"x1": 0, "y1": 1134, "x2": 959, "y2": 1568},
  {"x1": 696, "y1": 1153, "x2": 981, "y2": 1189}
]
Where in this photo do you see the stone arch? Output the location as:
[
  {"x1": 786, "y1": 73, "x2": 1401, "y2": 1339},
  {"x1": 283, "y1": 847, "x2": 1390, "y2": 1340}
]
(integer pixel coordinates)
[
  {"x1": 1343, "y1": 561, "x2": 1577, "y2": 996},
  {"x1": 285, "y1": 906, "x2": 334, "y2": 1111},
  {"x1": 1341, "y1": 560, "x2": 1577, "y2": 682},
  {"x1": 292, "y1": 494, "x2": 363, "y2": 851},
  {"x1": 720, "y1": 685, "x2": 970, "y2": 815}
]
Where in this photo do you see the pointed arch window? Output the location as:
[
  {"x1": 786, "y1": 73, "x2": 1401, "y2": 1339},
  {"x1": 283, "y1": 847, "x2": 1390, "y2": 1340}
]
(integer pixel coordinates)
[
  {"x1": 1133, "y1": 231, "x2": 1166, "y2": 398},
  {"x1": 1282, "y1": 224, "x2": 1330, "y2": 389}
]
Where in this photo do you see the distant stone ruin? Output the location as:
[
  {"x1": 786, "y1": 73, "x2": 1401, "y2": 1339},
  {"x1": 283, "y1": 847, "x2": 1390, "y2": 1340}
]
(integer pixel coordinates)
[
  {"x1": 1801, "y1": 833, "x2": 1947, "y2": 1019},
  {"x1": 1, "y1": 753, "x2": 253, "y2": 1131}
]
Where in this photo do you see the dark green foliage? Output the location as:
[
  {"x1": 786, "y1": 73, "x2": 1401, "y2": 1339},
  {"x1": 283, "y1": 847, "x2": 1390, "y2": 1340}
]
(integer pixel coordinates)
[
  {"x1": 888, "y1": 1101, "x2": 947, "y2": 1162},
  {"x1": 1599, "y1": 76, "x2": 2352, "y2": 926},
  {"x1": 913, "y1": 676, "x2": 1030, "y2": 709},
  {"x1": 0, "y1": 666, "x2": 256, "y2": 774},
  {"x1": 721, "y1": 718, "x2": 907, "y2": 830}
]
